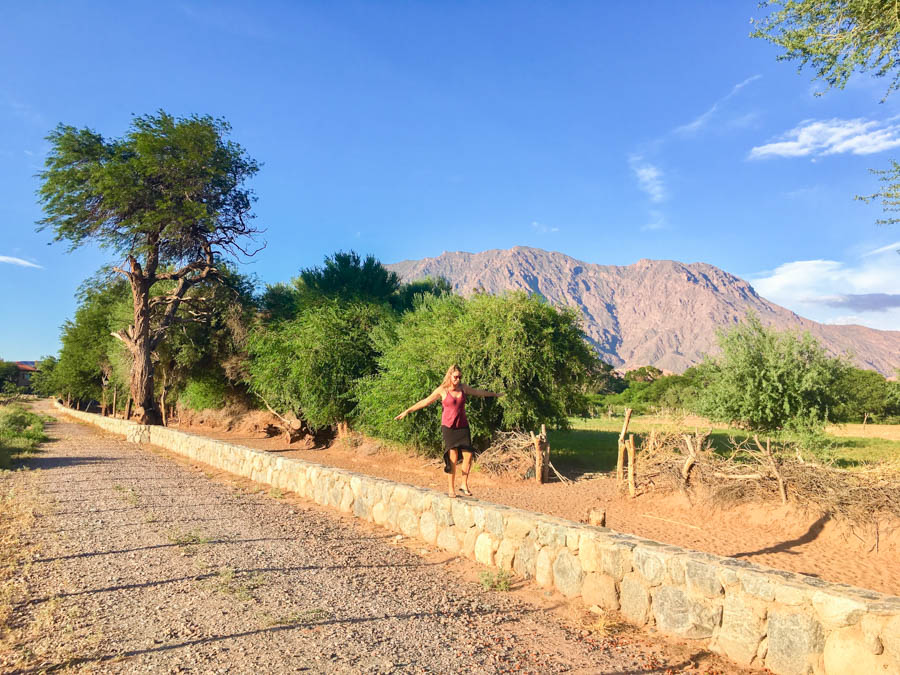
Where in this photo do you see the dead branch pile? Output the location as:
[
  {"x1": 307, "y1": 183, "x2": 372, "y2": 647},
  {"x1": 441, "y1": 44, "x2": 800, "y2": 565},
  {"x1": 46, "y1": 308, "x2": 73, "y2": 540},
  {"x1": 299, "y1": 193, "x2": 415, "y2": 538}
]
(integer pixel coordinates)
[
  {"x1": 476, "y1": 430, "x2": 536, "y2": 478},
  {"x1": 636, "y1": 431, "x2": 900, "y2": 525}
]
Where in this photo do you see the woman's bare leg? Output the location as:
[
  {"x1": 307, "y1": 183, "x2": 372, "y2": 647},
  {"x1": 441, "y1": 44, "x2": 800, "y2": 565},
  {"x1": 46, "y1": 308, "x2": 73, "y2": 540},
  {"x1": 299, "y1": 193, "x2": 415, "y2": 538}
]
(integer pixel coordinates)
[
  {"x1": 460, "y1": 451, "x2": 473, "y2": 493},
  {"x1": 447, "y1": 448, "x2": 459, "y2": 497}
]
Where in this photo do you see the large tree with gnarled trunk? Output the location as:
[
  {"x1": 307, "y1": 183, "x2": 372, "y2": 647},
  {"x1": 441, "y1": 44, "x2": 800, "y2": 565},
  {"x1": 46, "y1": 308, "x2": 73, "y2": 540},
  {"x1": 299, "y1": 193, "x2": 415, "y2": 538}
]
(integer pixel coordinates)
[{"x1": 38, "y1": 111, "x2": 262, "y2": 424}]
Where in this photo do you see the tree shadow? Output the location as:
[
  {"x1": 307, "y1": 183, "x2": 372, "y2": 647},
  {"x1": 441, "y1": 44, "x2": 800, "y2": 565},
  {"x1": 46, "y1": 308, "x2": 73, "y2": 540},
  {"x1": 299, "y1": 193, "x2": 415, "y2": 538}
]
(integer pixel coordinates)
[
  {"x1": 22, "y1": 455, "x2": 115, "y2": 470},
  {"x1": 732, "y1": 513, "x2": 831, "y2": 558},
  {"x1": 31, "y1": 536, "x2": 299, "y2": 564},
  {"x1": 23, "y1": 559, "x2": 454, "y2": 606}
]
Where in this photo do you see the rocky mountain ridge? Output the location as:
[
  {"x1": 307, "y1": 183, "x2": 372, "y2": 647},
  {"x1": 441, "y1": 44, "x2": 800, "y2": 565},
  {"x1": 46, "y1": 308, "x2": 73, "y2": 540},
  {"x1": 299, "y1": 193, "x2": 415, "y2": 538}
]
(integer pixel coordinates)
[{"x1": 387, "y1": 246, "x2": 900, "y2": 376}]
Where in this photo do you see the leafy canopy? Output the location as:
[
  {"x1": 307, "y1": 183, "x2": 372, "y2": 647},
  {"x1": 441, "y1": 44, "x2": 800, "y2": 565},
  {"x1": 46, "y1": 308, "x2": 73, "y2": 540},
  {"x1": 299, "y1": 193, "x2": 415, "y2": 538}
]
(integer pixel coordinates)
[
  {"x1": 355, "y1": 292, "x2": 599, "y2": 453},
  {"x1": 248, "y1": 300, "x2": 391, "y2": 430},
  {"x1": 300, "y1": 251, "x2": 401, "y2": 305},
  {"x1": 697, "y1": 315, "x2": 849, "y2": 432},
  {"x1": 752, "y1": 0, "x2": 900, "y2": 99},
  {"x1": 38, "y1": 111, "x2": 261, "y2": 263}
]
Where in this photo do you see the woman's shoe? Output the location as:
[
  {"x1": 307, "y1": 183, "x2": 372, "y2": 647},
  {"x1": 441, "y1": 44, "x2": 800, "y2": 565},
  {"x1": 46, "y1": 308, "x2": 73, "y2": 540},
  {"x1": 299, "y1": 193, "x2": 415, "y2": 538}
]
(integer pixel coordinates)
[{"x1": 458, "y1": 487, "x2": 472, "y2": 497}]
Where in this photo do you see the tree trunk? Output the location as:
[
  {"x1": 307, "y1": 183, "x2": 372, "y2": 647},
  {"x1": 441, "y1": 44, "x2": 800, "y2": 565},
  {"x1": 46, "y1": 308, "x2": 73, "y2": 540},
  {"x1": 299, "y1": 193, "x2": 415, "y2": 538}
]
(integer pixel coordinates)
[
  {"x1": 125, "y1": 396, "x2": 132, "y2": 420},
  {"x1": 128, "y1": 276, "x2": 161, "y2": 425},
  {"x1": 112, "y1": 385, "x2": 118, "y2": 419}
]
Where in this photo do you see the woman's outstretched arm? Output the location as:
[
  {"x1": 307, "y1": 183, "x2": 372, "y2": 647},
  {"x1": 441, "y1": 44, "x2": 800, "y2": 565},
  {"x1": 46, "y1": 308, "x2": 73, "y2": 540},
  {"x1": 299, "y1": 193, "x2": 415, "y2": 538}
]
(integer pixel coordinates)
[
  {"x1": 395, "y1": 388, "x2": 443, "y2": 420},
  {"x1": 462, "y1": 384, "x2": 503, "y2": 398}
]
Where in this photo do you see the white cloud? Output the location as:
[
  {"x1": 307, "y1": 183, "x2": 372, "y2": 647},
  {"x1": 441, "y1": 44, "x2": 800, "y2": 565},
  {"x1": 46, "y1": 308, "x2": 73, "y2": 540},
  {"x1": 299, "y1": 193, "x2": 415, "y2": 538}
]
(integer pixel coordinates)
[
  {"x1": 749, "y1": 247, "x2": 900, "y2": 330},
  {"x1": 749, "y1": 118, "x2": 900, "y2": 159},
  {"x1": 0, "y1": 256, "x2": 42, "y2": 269},
  {"x1": 675, "y1": 74, "x2": 762, "y2": 135},
  {"x1": 531, "y1": 221, "x2": 559, "y2": 234},
  {"x1": 629, "y1": 155, "x2": 666, "y2": 203}
]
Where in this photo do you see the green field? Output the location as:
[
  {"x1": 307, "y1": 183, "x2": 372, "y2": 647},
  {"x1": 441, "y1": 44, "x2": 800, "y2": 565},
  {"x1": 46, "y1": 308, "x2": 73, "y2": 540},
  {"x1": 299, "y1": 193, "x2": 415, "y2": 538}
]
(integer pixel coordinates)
[{"x1": 547, "y1": 415, "x2": 900, "y2": 476}]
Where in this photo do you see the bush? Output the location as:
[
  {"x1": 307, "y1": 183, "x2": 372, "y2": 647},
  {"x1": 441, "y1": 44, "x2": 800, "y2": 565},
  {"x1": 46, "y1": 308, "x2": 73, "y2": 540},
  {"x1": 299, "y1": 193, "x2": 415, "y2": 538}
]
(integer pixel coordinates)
[
  {"x1": 354, "y1": 292, "x2": 599, "y2": 453},
  {"x1": 248, "y1": 300, "x2": 391, "y2": 430},
  {"x1": 179, "y1": 373, "x2": 228, "y2": 411},
  {"x1": 697, "y1": 315, "x2": 849, "y2": 434},
  {"x1": 0, "y1": 404, "x2": 48, "y2": 469}
]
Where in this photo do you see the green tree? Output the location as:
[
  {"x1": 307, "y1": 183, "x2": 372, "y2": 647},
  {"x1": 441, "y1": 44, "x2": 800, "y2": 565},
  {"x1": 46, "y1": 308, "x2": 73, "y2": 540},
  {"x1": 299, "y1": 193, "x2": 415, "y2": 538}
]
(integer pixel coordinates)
[
  {"x1": 752, "y1": 1, "x2": 900, "y2": 98},
  {"x1": 753, "y1": 1, "x2": 900, "y2": 223},
  {"x1": 29, "y1": 356, "x2": 59, "y2": 398},
  {"x1": 248, "y1": 300, "x2": 391, "y2": 430},
  {"x1": 38, "y1": 111, "x2": 262, "y2": 424},
  {"x1": 625, "y1": 365, "x2": 663, "y2": 383},
  {"x1": 355, "y1": 292, "x2": 599, "y2": 452},
  {"x1": 832, "y1": 366, "x2": 894, "y2": 421},
  {"x1": 53, "y1": 279, "x2": 130, "y2": 407},
  {"x1": 393, "y1": 276, "x2": 454, "y2": 312},
  {"x1": 0, "y1": 361, "x2": 18, "y2": 390},
  {"x1": 300, "y1": 251, "x2": 400, "y2": 305},
  {"x1": 697, "y1": 315, "x2": 849, "y2": 432}
]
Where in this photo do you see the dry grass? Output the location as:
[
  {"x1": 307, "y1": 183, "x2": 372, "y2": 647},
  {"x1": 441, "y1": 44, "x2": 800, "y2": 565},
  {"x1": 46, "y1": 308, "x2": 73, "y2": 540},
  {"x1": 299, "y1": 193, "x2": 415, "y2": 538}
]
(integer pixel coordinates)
[
  {"x1": 0, "y1": 472, "x2": 51, "y2": 671},
  {"x1": 826, "y1": 422, "x2": 900, "y2": 441},
  {"x1": 635, "y1": 431, "x2": 900, "y2": 529}
]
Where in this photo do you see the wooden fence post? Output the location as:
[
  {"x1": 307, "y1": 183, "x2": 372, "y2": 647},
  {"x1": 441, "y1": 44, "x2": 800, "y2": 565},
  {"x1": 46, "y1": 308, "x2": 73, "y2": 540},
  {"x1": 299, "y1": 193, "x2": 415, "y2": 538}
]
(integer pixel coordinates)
[
  {"x1": 531, "y1": 425, "x2": 551, "y2": 484},
  {"x1": 627, "y1": 434, "x2": 636, "y2": 498},
  {"x1": 616, "y1": 408, "x2": 633, "y2": 491}
]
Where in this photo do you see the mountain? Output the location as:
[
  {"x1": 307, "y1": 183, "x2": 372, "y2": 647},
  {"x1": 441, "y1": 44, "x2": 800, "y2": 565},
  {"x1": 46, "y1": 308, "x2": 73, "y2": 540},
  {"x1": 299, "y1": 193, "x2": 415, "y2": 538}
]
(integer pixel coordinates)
[{"x1": 387, "y1": 247, "x2": 900, "y2": 376}]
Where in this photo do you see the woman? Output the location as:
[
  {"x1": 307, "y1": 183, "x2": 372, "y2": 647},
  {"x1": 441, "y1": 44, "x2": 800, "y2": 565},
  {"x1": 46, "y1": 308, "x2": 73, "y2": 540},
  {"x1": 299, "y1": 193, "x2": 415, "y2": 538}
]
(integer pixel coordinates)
[{"x1": 395, "y1": 364, "x2": 502, "y2": 498}]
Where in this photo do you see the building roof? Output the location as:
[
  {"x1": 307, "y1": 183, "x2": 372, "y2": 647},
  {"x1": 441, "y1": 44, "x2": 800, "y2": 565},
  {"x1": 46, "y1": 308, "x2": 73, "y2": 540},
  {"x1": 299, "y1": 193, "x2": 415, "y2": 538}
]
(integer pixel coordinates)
[{"x1": 15, "y1": 362, "x2": 37, "y2": 372}]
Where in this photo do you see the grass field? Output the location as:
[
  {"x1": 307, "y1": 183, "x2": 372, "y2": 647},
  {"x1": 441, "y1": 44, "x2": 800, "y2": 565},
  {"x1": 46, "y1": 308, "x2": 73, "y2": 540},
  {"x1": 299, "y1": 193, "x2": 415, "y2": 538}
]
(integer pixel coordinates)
[{"x1": 547, "y1": 414, "x2": 900, "y2": 476}]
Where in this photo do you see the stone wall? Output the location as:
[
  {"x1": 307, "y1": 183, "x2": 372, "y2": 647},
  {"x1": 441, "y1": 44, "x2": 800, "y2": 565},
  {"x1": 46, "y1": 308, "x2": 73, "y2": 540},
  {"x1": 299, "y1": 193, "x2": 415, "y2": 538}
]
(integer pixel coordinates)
[{"x1": 56, "y1": 403, "x2": 900, "y2": 675}]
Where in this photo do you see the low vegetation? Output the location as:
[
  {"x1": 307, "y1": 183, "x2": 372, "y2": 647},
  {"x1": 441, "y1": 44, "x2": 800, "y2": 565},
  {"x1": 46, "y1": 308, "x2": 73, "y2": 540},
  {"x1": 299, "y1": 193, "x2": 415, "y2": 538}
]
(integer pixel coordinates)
[{"x1": 0, "y1": 404, "x2": 49, "y2": 470}]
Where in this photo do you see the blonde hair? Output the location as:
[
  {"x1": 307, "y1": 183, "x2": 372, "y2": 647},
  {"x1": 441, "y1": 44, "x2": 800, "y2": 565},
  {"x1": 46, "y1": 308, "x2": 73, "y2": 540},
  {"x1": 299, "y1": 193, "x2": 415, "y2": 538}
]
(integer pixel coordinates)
[{"x1": 440, "y1": 364, "x2": 462, "y2": 390}]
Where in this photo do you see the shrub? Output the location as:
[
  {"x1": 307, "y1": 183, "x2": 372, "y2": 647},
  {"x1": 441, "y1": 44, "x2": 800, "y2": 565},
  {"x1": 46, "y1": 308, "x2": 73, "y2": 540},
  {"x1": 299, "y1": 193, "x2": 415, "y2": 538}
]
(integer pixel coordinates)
[
  {"x1": 0, "y1": 404, "x2": 48, "y2": 469},
  {"x1": 248, "y1": 300, "x2": 391, "y2": 430},
  {"x1": 179, "y1": 373, "x2": 228, "y2": 411},
  {"x1": 355, "y1": 292, "x2": 599, "y2": 453},
  {"x1": 697, "y1": 315, "x2": 849, "y2": 434}
]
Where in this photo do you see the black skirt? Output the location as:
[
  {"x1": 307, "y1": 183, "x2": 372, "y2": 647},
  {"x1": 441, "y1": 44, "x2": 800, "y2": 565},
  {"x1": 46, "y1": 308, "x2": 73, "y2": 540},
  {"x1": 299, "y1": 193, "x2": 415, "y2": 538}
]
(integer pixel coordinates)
[{"x1": 441, "y1": 425, "x2": 474, "y2": 473}]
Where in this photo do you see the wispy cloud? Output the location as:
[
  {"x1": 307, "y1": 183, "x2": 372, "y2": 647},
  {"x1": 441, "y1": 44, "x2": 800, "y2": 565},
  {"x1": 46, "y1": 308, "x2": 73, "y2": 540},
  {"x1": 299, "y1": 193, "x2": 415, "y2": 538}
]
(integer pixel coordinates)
[
  {"x1": 640, "y1": 210, "x2": 666, "y2": 232},
  {"x1": 675, "y1": 75, "x2": 762, "y2": 135},
  {"x1": 629, "y1": 155, "x2": 666, "y2": 203},
  {"x1": 0, "y1": 256, "x2": 42, "y2": 269},
  {"x1": 749, "y1": 118, "x2": 900, "y2": 159},
  {"x1": 531, "y1": 221, "x2": 559, "y2": 234},
  {"x1": 862, "y1": 240, "x2": 900, "y2": 257},
  {"x1": 1, "y1": 93, "x2": 45, "y2": 128}
]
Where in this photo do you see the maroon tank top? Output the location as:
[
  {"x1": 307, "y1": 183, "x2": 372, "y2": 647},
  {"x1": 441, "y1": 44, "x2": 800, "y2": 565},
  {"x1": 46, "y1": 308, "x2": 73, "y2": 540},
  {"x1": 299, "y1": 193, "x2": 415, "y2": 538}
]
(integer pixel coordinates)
[{"x1": 441, "y1": 390, "x2": 468, "y2": 429}]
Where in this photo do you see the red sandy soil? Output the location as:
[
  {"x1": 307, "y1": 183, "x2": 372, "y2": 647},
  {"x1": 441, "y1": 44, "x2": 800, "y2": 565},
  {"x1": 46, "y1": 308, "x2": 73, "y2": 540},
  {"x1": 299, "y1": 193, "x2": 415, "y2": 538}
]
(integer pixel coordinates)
[{"x1": 170, "y1": 418, "x2": 900, "y2": 599}]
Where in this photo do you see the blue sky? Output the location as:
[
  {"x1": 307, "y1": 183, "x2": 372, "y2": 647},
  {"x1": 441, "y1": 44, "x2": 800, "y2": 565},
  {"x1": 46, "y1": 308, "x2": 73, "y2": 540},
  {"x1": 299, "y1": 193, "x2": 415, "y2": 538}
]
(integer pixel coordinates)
[{"x1": 2, "y1": 1, "x2": 899, "y2": 360}]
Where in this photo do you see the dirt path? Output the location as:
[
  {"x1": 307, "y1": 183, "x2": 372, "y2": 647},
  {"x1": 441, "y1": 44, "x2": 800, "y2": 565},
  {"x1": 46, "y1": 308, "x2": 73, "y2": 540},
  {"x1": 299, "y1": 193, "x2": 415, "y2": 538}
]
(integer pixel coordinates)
[{"x1": 1, "y1": 406, "x2": 744, "y2": 673}]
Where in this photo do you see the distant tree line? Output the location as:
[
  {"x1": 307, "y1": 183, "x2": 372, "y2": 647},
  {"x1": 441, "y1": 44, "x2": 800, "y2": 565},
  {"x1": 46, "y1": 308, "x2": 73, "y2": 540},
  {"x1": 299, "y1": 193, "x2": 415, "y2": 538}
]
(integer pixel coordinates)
[
  {"x1": 35, "y1": 250, "x2": 599, "y2": 455},
  {"x1": 594, "y1": 316, "x2": 900, "y2": 429}
]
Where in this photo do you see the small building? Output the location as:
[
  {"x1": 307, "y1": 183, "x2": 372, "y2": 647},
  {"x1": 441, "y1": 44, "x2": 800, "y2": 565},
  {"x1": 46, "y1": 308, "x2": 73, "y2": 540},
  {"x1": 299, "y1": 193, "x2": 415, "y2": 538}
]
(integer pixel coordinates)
[{"x1": 14, "y1": 361, "x2": 37, "y2": 391}]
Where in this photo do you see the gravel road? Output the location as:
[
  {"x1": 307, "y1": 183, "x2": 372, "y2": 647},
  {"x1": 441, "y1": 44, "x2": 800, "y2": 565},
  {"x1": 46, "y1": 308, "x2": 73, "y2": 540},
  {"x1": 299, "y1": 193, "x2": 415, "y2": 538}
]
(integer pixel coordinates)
[{"x1": 2, "y1": 405, "x2": 737, "y2": 673}]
